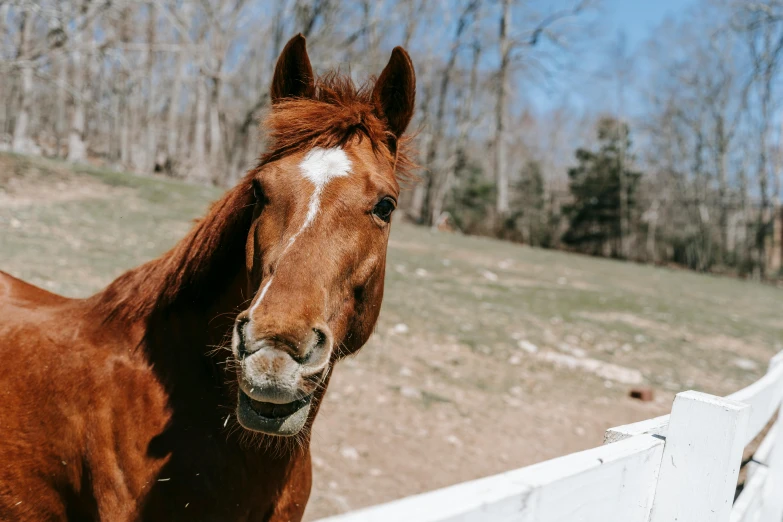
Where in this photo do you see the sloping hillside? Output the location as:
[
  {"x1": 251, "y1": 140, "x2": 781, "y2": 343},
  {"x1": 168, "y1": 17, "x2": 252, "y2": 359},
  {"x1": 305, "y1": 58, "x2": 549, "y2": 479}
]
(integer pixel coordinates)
[{"x1": 2, "y1": 153, "x2": 781, "y2": 519}]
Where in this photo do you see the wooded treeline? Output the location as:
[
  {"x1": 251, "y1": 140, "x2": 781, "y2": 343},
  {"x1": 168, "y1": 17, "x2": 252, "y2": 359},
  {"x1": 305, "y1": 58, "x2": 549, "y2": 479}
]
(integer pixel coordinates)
[{"x1": 1, "y1": 0, "x2": 783, "y2": 279}]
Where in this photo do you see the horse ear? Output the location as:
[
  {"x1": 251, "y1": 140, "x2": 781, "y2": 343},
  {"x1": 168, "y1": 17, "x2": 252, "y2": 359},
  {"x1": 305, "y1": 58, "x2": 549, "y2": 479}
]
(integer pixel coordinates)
[
  {"x1": 372, "y1": 47, "x2": 416, "y2": 142},
  {"x1": 270, "y1": 34, "x2": 315, "y2": 103}
]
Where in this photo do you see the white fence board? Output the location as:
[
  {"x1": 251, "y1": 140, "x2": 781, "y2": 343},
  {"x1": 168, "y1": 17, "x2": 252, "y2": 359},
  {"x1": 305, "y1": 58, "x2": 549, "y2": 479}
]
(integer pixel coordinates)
[
  {"x1": 758, "y1": 401, "x2": 783, "y2": 522},
  {"x1": 731, "y1": 466, "x2": 769, "y2": 522},
  {"x1": 728, "y1": 358, "x2": 783, "y2": 446},
  {"x1": 316, "y1": 435, "x2": 664, "y2": 522},
  {"x1": 746, "y1": 419, "x2": 778, "y2": 482},
  {"x1": 649, "y1": 391, "x2": 750, "y2": 522}
]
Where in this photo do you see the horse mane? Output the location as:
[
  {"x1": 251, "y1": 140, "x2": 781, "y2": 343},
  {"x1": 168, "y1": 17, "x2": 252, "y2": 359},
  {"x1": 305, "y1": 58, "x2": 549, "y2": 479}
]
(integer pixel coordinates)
[
  {"x1": 260, "y1": 71, "x2": 416, "y2": 181},
  {"x1": 89, "y1": 179, "x2": 256, "y2": 324}
]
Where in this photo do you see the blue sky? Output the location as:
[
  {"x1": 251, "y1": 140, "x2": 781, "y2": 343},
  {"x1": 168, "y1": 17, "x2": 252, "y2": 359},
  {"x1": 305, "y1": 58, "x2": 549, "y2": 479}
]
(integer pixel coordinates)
[
  {"x1": 526, "y1": 0, "x2": 699, "y2": 113},
  {"x1": 604, "y1": 0, "x2": 697, "y2": 50}
]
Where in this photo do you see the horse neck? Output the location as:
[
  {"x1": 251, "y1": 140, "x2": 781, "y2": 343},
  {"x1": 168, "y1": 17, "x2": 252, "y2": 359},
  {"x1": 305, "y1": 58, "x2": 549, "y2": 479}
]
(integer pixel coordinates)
[{"x1": 89, "y1": 176, "x2": 256, "y2": 378}]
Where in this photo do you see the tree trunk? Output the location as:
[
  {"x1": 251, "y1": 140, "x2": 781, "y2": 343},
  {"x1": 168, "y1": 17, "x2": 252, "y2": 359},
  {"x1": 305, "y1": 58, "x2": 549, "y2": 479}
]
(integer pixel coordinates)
[
  {"x1": 646, "y1": 198, "x2": 659, "y2": 263},
  {"x1": 55, "y1": 54, "x2": 68, "y2": 157},
  {"x1": 616, "y1": 112, "x2": 629, "y2": 259},
  {"x1": 120, "y1": 96, "x2": 130, "y2": 165},
  {"x1": 692, "y1": 125, "x2": 712, "y2": 271},
  {"x1": 67, "y1": 17, "x2": 88, "y2": 163},
  {"x1": 422, "y1": 1, "x2": 477, "y2": 225},
  {"x1": 209, "y1": 76, "x2": 223, "y2": 177},
  {"x1": 109, "y1": 94, "x2": 120, "y2": 161},
  {"x1": 716, "y1": 116, "x2": 729, "y2": 266},
  {"x1": 614, "y1": 34, "x2": 630, "y2": 259},
  {"x1": 756, "y1": 58, "x2": 773, "y2": 280},
  {"x1": 144, "y1": 3, "x2": 158, "y2": 173},
  {"x1": 494, "y1": 0, "x2": 511, "y2": 222},
  {"x1": 167, "y1": 37, "x2": 187, "y2": 163},
  {"x1": 406, "y1": 82, "x2": 432, "y2": 221},
  {"x1": 12, "y1": 10, "x2": 33, "y2": 153},
  {"x1": 432, "y1": 40, "x2": 482, "y2": 227},
  {"x1": 192, "y1": 76, "x2": 209, "y2": 182}
]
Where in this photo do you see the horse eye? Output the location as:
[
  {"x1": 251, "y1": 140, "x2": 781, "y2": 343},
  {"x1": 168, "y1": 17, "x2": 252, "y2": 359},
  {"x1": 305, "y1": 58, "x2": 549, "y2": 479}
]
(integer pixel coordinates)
[
  {"x1": 252, "y1": 178, "x2": 266, "y2": 204},
  {"x1": 372, "y1": 198, "x2": 396, "y2": 223}
]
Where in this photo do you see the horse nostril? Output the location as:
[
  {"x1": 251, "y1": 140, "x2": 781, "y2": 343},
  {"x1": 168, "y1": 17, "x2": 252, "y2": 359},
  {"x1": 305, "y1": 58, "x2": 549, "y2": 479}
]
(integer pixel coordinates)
[
  {"x1": 312, "y1": 328, "x2": 327, "y2": 349},
  {"x1": 236, "y1": 317, "x2": 250, "y2": 359},
  {"x1": 301, "y1": 327, "x2": 331, "y2": 364}
]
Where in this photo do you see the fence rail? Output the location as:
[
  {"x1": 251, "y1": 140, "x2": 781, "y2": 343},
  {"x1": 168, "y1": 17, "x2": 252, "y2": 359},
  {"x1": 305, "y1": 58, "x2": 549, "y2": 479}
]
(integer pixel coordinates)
[{"x1": 316, "y1": 351, "x2": 783, "y2": 522}]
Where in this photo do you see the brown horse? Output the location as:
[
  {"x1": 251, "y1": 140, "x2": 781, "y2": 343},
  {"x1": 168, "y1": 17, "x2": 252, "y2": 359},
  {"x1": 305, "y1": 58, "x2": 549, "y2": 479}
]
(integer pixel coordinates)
[{"x1": 0, "y1": 35, "x2": 415, "y2": 521}]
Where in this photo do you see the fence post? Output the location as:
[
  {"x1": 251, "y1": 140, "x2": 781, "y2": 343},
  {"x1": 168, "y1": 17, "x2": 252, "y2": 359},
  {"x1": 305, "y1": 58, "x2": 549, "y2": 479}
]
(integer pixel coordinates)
[
  {"x1": 649, "y1": 391, "x2": 750, "y2": 522},
  {"x1": 759, "y1": 353, "x2": 783, "y2": 522}
]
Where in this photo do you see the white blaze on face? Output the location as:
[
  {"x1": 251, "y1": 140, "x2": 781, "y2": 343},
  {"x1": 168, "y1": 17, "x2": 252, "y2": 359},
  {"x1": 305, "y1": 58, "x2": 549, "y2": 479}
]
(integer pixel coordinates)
[
  {"x1": 288, "y1": 147, "x2": 352, "y2": 246},
  {"x1": 249, "y1": 147, "x2": 352, "y2": 315}
]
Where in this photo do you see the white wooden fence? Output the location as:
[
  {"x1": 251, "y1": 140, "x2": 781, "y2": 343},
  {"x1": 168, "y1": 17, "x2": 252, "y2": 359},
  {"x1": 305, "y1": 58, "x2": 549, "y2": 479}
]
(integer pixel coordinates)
[{"x1": 316, "y1": 351, "x2": 783, "y2": 522}]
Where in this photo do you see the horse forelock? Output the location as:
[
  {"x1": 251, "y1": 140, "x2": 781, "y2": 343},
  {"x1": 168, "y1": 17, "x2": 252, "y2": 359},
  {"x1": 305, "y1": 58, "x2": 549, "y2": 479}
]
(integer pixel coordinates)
[{"x1": 259, "y1": 71, "x2": 416, "y2": 183}]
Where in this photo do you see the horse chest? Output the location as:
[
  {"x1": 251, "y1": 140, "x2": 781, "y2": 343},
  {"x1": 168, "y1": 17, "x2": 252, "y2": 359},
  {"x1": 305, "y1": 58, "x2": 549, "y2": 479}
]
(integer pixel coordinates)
[
  {"x1": 134, "y1": 433, "x2": 302, "y2": 521},
  {"x1": 84, "y1": 387, "x2": 290, "y2": 520},
  {"x1": 98, "y1": 370, "x2": 297, "y2": 520}
]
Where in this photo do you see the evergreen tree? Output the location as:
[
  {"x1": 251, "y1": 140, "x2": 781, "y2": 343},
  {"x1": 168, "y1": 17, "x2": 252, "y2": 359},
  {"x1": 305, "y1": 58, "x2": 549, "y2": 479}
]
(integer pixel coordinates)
[
  {"x1": 563, "y1": 117, "x2": 641, "y2": 257},
  {"x1": 505, "y1": 159, "x2": 550, "y2": 246},
  {"x1": 446, "y1": 159, "x2": 495, "y2": 234}
]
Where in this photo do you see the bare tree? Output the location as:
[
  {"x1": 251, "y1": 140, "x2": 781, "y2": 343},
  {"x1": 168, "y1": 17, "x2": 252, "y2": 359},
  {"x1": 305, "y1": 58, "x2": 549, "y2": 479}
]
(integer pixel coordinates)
[
  {"x1": 612, "y1": 33, "x2": 631, "y2": 258},
  {"x1": 11, "y1": 6, "x2": 33, "y2": 153},
  {"x1": 144, "y1": 3, "x2": 158, "y2": 173},
  {"x1": 492, "y1": 0, "x2": 590, "y2": 225},
  {"x1": 730, "y1": 0, "x2": 783, "y2": 277},
  {"x1": 66, "y1": 0, "x2": 96, "y2": 163},
  {"x1": 431, "y1": 38, "x2": 483, "y2": 227},
  {"x1": 494, "y1": 0, "x2": 511, "y2": 220},
  {"x1": 166, "y1": 4, "x2": 188, "y2": 164},
  {"x1": 420, "y1": 0, "x2": 479, "y2": 226}
]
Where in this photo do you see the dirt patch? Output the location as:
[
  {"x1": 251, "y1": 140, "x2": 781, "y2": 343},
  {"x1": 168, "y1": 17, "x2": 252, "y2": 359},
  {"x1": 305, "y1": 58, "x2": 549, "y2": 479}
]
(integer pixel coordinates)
[
  {"x1": 0, "y1": 176, "x2": 130, "y2": 208},
  {"x1": 0, "y1": 155, "x2": 133, "y2": 208},
  {"x1": 537, "y1": 351, "x2": 644, "y2": 384},
  {"x1": 695, "y1": 334, "x2": 775, "y2": 362},
  {"x1": 578, "y1": 311, "x2": 684, "y2": 335}
]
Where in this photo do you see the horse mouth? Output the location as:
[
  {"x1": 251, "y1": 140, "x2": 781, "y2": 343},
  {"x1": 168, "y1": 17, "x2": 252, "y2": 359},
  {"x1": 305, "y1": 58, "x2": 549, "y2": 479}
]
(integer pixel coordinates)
[{"x1": 236, "y1": 390, "x2": 312, "y2": 436}]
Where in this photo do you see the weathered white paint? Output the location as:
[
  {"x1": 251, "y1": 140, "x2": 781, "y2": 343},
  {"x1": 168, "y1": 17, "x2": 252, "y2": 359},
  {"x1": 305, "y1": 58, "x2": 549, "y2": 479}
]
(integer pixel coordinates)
[
  {"x1": 758, "y1": 411, "x2": 783, "y2": 522},
  {"x1": 730, "y1": 351, "x2": 783, "y2": 522},
  {"x1": 745, "y1": 419, "x2": 777, "y2": 482},
  {"x1": 248, "y1": 147, "x2": 351, "y2": 316},
  {"x1": 316, "y1": 435, "x2": 664, "y2": 522},
  {"x1": 603, "y1": 414, "x2": 669, "y2": 444},
  {"x1": 731, "y1": 466, "x2": 768, "y2": 522},
  {"x1": 758, "y1": 352, "x2": 783, "y2": 522},
  {"x1": 649, "y1": 391, "x2": 750, "y2": 522}
]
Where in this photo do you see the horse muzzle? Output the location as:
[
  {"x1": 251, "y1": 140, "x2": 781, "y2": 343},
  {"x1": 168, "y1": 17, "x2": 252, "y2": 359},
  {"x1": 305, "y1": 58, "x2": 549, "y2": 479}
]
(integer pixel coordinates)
[{"x1": 231, "y1": 318, "x2": 331, "y2": 436}]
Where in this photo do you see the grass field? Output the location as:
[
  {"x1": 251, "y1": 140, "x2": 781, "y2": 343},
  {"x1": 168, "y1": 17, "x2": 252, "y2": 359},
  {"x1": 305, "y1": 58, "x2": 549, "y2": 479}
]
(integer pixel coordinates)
[{"x1": 2, "y1": 152, "x2": 782, "y2": 519}]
